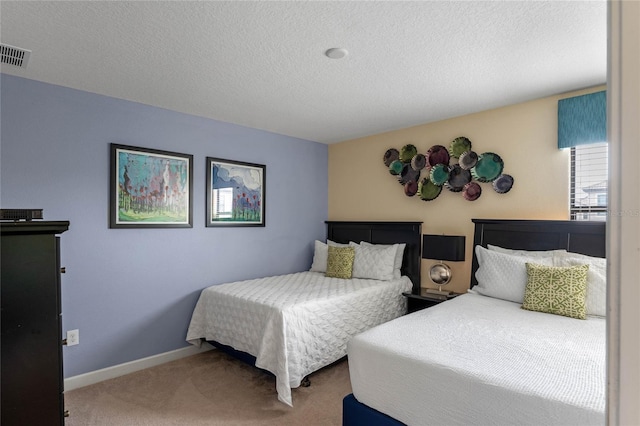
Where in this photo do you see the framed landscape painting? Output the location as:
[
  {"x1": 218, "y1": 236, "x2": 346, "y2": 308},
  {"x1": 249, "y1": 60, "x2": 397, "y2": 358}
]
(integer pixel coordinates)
[
  {"x1": 206, "y1": 157, "x2": 265, "y2": 227},
  {"x1": 110, "y1": 143, "x2": 193, "y2": 228}
]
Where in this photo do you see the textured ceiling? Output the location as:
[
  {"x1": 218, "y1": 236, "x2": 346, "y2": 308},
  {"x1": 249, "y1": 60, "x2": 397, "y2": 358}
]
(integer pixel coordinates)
[{"x1": 0, "y1": 1, "x2": 606, "y2": 144}]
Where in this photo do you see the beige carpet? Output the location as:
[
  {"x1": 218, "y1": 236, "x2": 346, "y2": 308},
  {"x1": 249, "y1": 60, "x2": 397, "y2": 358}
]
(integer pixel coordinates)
[{"x1": 64, "y1": 350, "x2": 352, "y2": 425}]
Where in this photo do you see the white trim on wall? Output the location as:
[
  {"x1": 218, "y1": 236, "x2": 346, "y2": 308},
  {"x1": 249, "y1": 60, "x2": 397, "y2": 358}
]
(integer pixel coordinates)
[
  {"x1": 607, "y1": 1, "x2": 640, "y2": 425},
  {"x1": 64, "y1": 343, "x2": 213, "y2": 391}
]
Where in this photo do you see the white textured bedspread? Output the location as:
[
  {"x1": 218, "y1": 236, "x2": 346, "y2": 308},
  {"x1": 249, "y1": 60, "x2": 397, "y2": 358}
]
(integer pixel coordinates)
[
  {"x1": 348, "y1": 292, "x2": 606, "y2": 426},
  {"x1": 186, "y1": 271, "x2": 411, "y2": 406}
]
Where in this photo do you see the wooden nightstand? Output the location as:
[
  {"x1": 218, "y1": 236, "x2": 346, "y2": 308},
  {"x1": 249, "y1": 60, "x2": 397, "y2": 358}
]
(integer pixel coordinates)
[{"x1": 402, "y1": 291, "x2": 462, "y2": 314}]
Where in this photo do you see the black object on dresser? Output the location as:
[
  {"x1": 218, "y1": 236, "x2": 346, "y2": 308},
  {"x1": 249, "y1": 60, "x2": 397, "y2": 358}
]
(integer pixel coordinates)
[
  {"x1": 1, "y1": 220, "x2": 69, "y2": 426},
  {"x1": 402, "y1": 291, "x2": 461, "y2": 313}
]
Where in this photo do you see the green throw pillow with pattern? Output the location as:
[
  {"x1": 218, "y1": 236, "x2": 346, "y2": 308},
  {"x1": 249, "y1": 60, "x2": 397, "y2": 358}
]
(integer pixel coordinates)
[
  {"x1": 522, "y1": 263, "x2": 589, "y2": 319},
  {"x1": 325, "y1": 246, "x2": 355, "y2": 279}
]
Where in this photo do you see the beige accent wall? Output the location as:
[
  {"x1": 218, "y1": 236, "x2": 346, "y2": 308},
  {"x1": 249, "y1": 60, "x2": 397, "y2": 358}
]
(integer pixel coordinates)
[{"x1": 329, "y1": 86, "x2": 605, "y2": 294}]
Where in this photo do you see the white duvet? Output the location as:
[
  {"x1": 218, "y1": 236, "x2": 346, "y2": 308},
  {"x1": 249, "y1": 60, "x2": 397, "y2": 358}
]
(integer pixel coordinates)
[
  {"x1": 186, "y1": 271, "x2": 412, "y2": 406},
  {"x1": 348, "y1": 292, "x2": 606, "y2": 426}
]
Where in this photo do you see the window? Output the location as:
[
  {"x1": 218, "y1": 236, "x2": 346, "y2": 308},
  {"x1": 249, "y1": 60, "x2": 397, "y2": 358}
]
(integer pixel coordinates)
[
  {"x1": 212, "y1": 187, "x2": 233, "y2": 219},
  {"x1": 597, "y1": 194, "x2": 607, "y2": 206},
  {"x1": 570, "y1": 142, "x2": 608, "y2": 221}
]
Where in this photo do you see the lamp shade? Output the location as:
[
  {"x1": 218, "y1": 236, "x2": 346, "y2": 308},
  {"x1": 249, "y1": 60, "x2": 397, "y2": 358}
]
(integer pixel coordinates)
[{"x1": 422, "y1": 234, "x2": 465, "y2": 262}]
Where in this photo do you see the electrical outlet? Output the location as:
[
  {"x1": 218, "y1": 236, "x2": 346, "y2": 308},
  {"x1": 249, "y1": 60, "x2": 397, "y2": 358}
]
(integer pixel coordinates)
[{"x1": 66, "y1": 329, "x2": 79, "y2": 346}]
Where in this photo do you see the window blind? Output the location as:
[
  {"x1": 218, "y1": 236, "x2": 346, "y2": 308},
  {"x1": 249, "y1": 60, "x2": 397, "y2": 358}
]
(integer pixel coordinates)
[{"x1": 570, "y1": 142, "x2": 608, "y2": 221}]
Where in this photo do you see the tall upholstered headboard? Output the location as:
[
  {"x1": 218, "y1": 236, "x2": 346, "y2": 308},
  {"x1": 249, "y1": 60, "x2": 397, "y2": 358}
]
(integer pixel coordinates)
[
  {"x1": 326, "y1": 221, "x2": 422, "y2": 294},
  {"x1": 470, "y1": 218, "x2": 606, "y2": 288}
]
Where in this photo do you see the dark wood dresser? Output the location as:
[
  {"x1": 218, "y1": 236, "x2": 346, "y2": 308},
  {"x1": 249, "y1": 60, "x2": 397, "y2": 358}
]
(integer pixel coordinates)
[{"x1": 1, "y1": 221, "x2": 69, "y2": 426}]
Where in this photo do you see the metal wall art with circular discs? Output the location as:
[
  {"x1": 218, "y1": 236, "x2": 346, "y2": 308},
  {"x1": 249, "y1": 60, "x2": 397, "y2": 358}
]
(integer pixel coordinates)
[{"x1": 382, "y1": 137, "x2": 513, "y2": 202}]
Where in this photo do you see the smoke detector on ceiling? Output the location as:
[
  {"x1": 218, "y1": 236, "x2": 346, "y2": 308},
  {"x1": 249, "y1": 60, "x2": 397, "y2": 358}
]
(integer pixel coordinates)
[
  {"x1": 325, "y1": 48, "x2": 348, "y2": 59},
  {"x1": 1, "y1": 43, "x2": 31, "y2": 69}
]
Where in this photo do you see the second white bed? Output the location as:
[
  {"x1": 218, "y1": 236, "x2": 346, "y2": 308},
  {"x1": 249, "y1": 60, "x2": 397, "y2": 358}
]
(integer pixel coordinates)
[
  {"x1": 187, "y1": 271, "x2": 412, "y2": 406},
  {"x1": 348, "y1": 292, "x2": 606, "y2": 426}
]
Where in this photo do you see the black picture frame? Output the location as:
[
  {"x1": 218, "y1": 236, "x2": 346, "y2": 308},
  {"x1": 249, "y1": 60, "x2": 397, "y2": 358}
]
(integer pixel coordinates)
[
  {"x1": 110, "y1": 143, "x2": 193, "y2": 228},
  {"x1": 206, "y1": 157, "x2": 266, "y2": 227}
]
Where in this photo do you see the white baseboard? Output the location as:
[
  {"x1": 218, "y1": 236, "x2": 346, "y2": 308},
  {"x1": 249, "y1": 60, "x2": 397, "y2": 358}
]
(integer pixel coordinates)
[{"x1": 64, "y1": 343, "x2": 213, "y2": 391}]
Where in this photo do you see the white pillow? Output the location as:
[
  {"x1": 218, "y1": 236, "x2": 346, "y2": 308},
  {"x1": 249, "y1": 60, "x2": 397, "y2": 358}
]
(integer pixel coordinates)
[
  {"x1": 487, "y1": 244, "x2": 567, "y2": 258},
  {"x1": 553, "y1": 251, "x2": 607, "y2": 317},
  {"x1": 474, "y1": 245, "x2": 553, "y2": 303},
  {"x1": 349, "y1": 242, "x2": 397, "y2": 281},
  {"x1": 360, "y1": 241, "x2": 406, "y2": 278},
  {"x1": 309, "y1": 240, "x2": 350, "y2": 273}
]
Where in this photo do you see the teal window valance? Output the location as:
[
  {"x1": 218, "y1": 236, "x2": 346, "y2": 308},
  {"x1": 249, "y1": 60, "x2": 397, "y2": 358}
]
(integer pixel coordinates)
[{"x1": 557, "y1": 90, "x2": 606, "y2": 149}]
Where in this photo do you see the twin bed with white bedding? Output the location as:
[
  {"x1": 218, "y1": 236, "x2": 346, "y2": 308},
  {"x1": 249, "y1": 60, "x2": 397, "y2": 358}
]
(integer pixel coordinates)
[
  {"x1": 186, "y1": 221, "x2": 422, "y2": 406},
  {"x1": 187, "y1": 271, "x2": 411, "y2": 406},
  {"x1": 348, "y1": 293, "x2": 605, "y2": 425},
  {"x1": 344, "y1": 219, "x2": 607, "y2": 426}
]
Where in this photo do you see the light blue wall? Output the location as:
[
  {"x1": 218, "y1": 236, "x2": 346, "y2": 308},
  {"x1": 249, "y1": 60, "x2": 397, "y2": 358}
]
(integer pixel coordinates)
[{"x1": 0, "y1": 74, "x2": 328, "y2": 377}]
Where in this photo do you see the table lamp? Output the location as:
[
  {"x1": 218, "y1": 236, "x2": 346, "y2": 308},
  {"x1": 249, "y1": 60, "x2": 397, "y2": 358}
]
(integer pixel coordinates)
[{"x1": 422, "y1": 234, "x2": 466, "y2": 296}]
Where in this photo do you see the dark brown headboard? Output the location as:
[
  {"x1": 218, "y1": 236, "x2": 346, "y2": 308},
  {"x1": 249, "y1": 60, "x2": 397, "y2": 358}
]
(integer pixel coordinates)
[
  {"x1": 470, "y1": 219, "x2": 606, "y2": 288},
  {"x1": 326, "y1": 221, "x2": 422, "y2": 294}
]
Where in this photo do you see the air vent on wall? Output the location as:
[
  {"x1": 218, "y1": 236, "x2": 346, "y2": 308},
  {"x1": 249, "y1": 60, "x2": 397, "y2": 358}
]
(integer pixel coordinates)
[{"x1": 1, "y1": 43, "x2": 31, "y2": 69}]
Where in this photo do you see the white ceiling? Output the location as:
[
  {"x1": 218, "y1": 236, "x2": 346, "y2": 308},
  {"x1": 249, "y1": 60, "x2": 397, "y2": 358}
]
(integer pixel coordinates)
[{"x1": 0, "y1": 1, "x2": 606, "y2": 144}]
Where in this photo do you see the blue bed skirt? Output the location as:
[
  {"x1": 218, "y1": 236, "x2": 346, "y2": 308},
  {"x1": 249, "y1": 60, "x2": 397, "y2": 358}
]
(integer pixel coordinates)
[{"x1": 342, "y1": 394, "x2": 405, "y2": 426}]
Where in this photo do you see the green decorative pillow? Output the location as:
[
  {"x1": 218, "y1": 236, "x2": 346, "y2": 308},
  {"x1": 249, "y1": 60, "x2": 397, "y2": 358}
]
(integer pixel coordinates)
[
  {"x1": 522, "y1": 263, "x2": 589, "y2": 319},
  {"x1": 325, "y1": 246, "x2": 355, "y2": 279}
]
